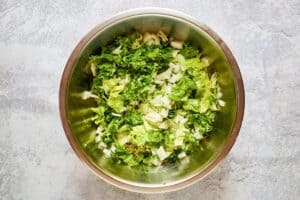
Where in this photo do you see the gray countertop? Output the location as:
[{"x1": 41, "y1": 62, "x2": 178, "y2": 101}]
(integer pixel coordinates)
[{"x1": 1, "y1": 0, "x2": 299, "y2": 199}]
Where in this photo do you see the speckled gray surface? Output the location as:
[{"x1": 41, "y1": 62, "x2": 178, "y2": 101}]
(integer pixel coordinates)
[{"x1": 0, "y1": 0, "x2": 299, "y2": 199}]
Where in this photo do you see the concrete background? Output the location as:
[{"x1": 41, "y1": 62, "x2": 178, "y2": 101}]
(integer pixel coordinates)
[{"x1": 0, "y1": 0, "x2": 299, "y2": 199}]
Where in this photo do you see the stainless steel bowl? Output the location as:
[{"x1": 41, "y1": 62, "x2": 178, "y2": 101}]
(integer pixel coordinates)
[{"x1": 59, "y1": 8, "x2": 244, "y2": 193}]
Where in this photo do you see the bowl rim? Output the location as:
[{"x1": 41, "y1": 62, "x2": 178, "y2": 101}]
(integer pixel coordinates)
[{"x1": 59, "y1": 7, "x2": 245, "y2": 193}]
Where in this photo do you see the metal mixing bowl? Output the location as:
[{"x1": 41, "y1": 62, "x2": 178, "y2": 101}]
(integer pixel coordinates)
[{"x1": 59, "y1": 8, "x2": 244, "y2": 193}]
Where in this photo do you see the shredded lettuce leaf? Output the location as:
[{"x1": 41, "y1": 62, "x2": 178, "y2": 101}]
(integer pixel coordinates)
[{"x1": 82, "y1": 31, "x2": 224, "y2": 168}]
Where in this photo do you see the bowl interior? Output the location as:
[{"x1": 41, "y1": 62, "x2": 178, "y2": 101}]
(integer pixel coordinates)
[{"x1": 64, "y1": 14, "x2": 237, "y2": 186}]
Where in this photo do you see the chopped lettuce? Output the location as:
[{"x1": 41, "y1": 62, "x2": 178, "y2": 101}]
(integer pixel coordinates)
[
  {"x1": 169, "y1": 75, "x2": 197, "y2": 101},
  {"x1": 123, "y1": 111, "x2": 143, "y2": 126},
  {"x1": 81, "y1": 31, "x2": 224, "y2": 168},
  {"x1": 107, "y1": 94, "x2": 125, "y2": 113},
  {"x1": 123, "y1": 75, "x2": 152, "y2": 101},
  {"x1": 180, "y1": 45, "x2": 200, "y2": 58}
]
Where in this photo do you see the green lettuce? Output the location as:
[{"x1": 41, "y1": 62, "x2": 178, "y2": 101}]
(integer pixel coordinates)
[
  {"x1": 169, "y1": 75, "x2": 197, "y2": 101},
  {"x1": 123, "y1": 75, "x2": 152, "y2": 101},
  {"x1": 82, "y1": 31, "x2": 223, "y2": 168},
  {"x1": 107, "y1": 94, "x2": 125, "y2": 113}
]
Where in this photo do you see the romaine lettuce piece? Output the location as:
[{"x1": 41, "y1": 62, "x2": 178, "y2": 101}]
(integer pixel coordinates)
[
  {"x1": 107, "y1": 94, "x2": 125, "y2": 113},
  {"x1": 169, "y1": 75, "x2": 196, "y2": 101}
]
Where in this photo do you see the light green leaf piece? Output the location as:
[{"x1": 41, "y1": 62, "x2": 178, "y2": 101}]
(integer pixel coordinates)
[{"x1": 107, "y1": 94, "x2": 125, "y2": 113}]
